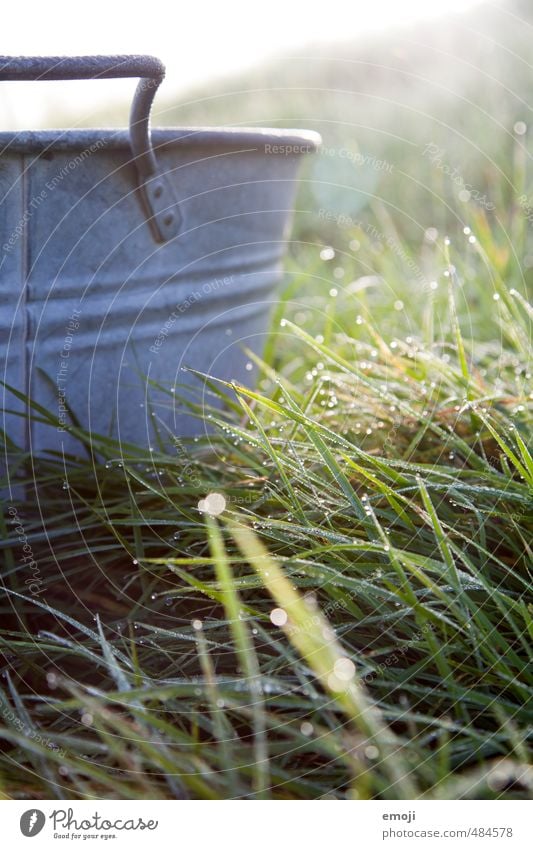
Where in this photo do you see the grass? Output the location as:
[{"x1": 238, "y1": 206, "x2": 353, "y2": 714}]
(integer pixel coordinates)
[{"x1": 0, "y1": 196, "x2": 531, "y2": 799}]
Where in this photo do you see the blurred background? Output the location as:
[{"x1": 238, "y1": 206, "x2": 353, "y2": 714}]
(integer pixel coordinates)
[{"x1": 1, "y1": 0, "x2": 482, "y2": 127}]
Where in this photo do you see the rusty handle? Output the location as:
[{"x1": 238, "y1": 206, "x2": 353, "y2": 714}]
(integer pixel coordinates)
[{"x1": 0, "y1": 55, "x2": 180, "y2": 242}]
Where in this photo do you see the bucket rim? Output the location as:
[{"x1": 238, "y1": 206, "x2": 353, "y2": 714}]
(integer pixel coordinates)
[{"x1": 0, "y1": 127, "x2": 321, "y2": 154}]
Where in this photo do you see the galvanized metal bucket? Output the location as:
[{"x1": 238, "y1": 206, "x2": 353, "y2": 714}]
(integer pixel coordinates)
[{"x1": 0, "y1": 55, "x2": 320, "y2": 459}]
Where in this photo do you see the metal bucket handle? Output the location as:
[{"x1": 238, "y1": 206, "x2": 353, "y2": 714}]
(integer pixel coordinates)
[{"x1": 0, "y1": 54, "x2": 180, "y2": 242}]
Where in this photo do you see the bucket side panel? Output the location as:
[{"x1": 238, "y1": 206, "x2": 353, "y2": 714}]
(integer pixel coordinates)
[
  {"x1": 21, "y1": 146, "x2": 305, "y2": 452},
  {"x1": 0, "y1": 156, "x2": 27, "y2": 463}
]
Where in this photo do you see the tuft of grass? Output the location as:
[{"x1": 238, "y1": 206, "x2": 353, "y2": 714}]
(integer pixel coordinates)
[{"x1": 0, "y1": 213, "x2": 531, "y2": 800}]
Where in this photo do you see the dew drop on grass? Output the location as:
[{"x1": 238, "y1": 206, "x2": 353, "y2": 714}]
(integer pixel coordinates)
[
  {"x1": 198, "y1": 492, "x2": 226, "y2": 516},
  {"x1": 365, "y1": 745, "x2": 380, "y2": 760},
  {"x1": 270, "y1": 608, "x2": 288, "y2": 627},
  {"x1": 334, "y1": 658, "x2": 356, "y2": 681}
]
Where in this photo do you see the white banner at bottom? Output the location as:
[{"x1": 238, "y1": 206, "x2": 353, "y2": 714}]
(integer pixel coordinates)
[{"x1": 3, "y1": 800, "x2": 529, "y2": 848}]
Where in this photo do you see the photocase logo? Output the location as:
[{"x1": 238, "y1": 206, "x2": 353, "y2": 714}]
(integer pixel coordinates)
[{"x1": 20, "y1": 809, "x2": 46, "y2": 837}]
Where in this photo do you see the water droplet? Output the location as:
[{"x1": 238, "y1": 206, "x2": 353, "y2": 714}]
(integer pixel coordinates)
[
  {"x1": 197, "y1": 492, "x2": 226, "y2": 517},
  {"x1": 270, "y1": 608, "x2": 287, "y2": 627},
  {"x1": 365, "y1": 745, "x2": 380, "y2": 760},
  {"x1": 334, "y1": 657, "x2": 356, "y2": 681},
  {"x1": 46, "y1": 672, "x2": 58, "y2": 689}
]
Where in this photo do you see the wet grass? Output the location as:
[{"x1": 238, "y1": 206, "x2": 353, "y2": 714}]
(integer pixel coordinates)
[{"x1": 0, "y1": 201, "x2": 531, "y2": 800}]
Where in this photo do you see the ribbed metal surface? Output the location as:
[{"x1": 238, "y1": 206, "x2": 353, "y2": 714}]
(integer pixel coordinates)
[{"x1": 1, "y1": 128, "x2": 320, "y2": 457}]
